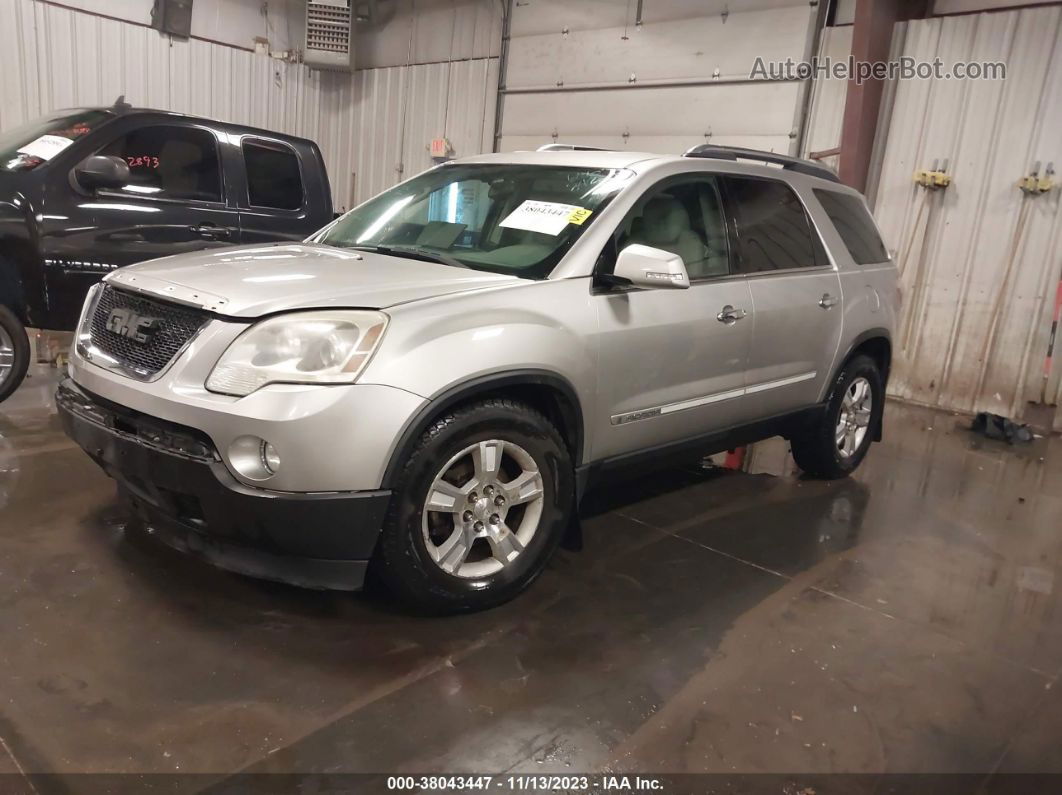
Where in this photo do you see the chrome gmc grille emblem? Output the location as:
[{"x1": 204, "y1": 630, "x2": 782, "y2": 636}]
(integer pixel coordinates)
[{"x1": 105, "y1": 307, "x2": 161, "y2": 344}]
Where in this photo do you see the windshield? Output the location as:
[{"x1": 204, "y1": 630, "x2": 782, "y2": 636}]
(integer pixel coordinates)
[
  {"x1": 0, "y1": 110, "x2": 112, "y2": 172},
  {"x1": 316, "y1": 163, "x2": 634, "y2": 279}
]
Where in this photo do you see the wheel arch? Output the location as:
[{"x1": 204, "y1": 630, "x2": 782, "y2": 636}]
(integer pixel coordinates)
[
  {"x1": 381, "y1": 370, "x2": 585, "y2": 490},
  {"x1": 842, "y1": 330, "x2": 892, "y2": 387}
]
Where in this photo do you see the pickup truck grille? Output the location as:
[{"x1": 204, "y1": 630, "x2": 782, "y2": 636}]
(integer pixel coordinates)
[{"x1": 87, "y1": 285, "x2": 209, "y2": 380}]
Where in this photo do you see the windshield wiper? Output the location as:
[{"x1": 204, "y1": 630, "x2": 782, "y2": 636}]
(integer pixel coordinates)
[{"x1": 350, "y1": 245, "x2": 469, "y2": 270}]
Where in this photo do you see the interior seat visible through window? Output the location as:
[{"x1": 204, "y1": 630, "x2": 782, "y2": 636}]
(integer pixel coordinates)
[
  {"x1": 98, "y1": 125, "x2": 222, "y2": 203},
  {"x1": 628, "y1": 196, "x2": 713, "y2": 278}
]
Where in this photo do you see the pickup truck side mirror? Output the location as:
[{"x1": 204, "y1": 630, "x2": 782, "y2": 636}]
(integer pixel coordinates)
[
  {"x1": 611, "y1": 244, "x2": 691, "y2": 290},
  {"x1": 74, "y1": 155, "x2": 130, "y2": 192}
]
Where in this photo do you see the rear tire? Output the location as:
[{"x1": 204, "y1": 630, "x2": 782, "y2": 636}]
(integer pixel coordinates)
[
  {"x1": 0, "y1": 305, "x2": 30, "y2": 404},
  {"x1": 790, "y1": 354, "x2": 882, "y2": 479},
  {"x1": 373, "y1": 398, "x2": 574, "y2": 614}
]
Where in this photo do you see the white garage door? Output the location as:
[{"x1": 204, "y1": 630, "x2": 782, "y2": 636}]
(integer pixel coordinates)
[{"x1": 497, "y1": 0, "x2": 816, "y2": 156}]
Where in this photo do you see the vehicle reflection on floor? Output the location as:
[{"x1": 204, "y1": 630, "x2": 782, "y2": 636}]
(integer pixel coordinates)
[{"x1": 0, "y1": 367, "x2": 1059, "y2": 787}]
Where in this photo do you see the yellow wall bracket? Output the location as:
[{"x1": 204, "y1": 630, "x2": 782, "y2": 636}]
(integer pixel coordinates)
[
  {"x1": 914, "y1": 170, "x2": 951, "y2": 190},
  {"x1": 1018, "y1": 161, "x2": 1055, "y2": 195},
  {"x1": 914, "y1": 159, "x2": 951, "y2": 190}
]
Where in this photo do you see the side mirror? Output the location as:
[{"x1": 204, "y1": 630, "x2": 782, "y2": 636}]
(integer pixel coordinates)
[
  {"x1": 74, "y1": 155, "x2": 130, "y2": 191},
  {"x1": 612, "y1": 244, "x2": 690, "y2": 290}
]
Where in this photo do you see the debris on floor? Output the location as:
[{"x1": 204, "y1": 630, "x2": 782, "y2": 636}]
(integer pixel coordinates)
[{"x1": 970, "y1": 412, "x2": 1034, "y2": 444}]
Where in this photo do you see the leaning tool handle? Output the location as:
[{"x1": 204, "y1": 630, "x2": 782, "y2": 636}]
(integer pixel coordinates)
[{"x1": 1043, "y1": 279, "x2": 1062, "y2": 403}]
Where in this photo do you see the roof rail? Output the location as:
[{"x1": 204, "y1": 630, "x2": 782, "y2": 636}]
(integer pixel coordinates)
[
  {"x1": 683, "y1": 144, "x2": 841, "y2": 184},
  {"x1": 537, "y1": 143, "x2": 614, "y2": 152}
]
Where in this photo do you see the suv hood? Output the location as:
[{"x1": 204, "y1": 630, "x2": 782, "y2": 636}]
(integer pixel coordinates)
[{"x1": 104, "y1": 243, "x2": 524, "y2": 317}]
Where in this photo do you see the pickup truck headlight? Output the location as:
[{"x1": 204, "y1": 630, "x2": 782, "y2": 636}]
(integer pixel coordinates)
[{"x1": 206, "y1": 310, "x2": 388, "y2": 397}]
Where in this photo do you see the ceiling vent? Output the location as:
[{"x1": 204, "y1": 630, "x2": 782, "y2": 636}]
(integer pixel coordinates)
[{"x1": 303, "y1": 0, "x2": 354, "y2": 71}]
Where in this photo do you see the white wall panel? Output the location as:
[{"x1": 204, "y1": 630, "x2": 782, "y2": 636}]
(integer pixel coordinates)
[
  {"x1": 44, "y1": 0, "x2": 302, "y2": 52},
  {"x1": 318, "y1": 58, "x2": 499, "y2": 209},
  {"x1": 499, "y1": 0, "x2": 815, "y2": 155},
  {"x1": 833, "y1": 0, "x2": 856, "y2": 26},
  {"x1": 354, "y1": 0, "x2": 503, "y2": 68},
  {"x1": 932, "y1": 0, "x2": 1058, "y2": 14},
  {"x1": 871, "y1": 7, "x2": 1062, "y2": 427},
  {"x1": 0, "y1": 0, "x2": 500, "y2": 214},
  {"x1": 800, "y1": 25, "x2": 852, "y2": 173}
]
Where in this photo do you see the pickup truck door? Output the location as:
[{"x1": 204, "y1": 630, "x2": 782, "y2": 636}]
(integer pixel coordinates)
[
  {"x1": 235, "y1": 138, "x2": 322, "y2": 244},
  {"x1": 40, "y1": 121, "x2": 240, "y2": 327},
  {"x1": 592, "y1": 174, "x2": 755, "y2": 462},
  {"x1": 722, "y1": 176, "x2": 844, "y2": 418}
]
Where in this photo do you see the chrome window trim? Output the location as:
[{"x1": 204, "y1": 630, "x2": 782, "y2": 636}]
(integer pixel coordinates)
[{"x1": 742, "y1": 263, "x2": 836, "y2": 278}]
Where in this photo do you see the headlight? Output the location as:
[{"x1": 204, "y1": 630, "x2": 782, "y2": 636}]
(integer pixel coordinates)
[{"x1": 206, "y1": 310, "x2": 388, "y2": 397}]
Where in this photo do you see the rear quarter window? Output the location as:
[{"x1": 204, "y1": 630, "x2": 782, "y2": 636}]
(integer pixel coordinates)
[
  {"x1": 243, "y1": 140, "x2": 304, "y2": 210},
  {"x1": 813, "y1": 189, "x2": 890, "y2": 264},
  {"x1": 723, "y1": 176, "x2": 819, "y2": 273}
]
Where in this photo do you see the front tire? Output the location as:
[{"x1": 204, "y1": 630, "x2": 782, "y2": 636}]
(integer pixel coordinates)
[
  {"x1": 790, "y1": 354, "x2": 882, "y2": 479},
  {"x1": 0, "y1": 305, "x2": 30, "y2": 404},
  {"x1": 373, "y1": 398, "x2": 574, "y2": 613}
]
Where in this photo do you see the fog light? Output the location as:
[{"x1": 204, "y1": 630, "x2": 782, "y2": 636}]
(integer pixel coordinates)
[{"x1": 228, "y1": 435, "x2": 280, "y2": 481}]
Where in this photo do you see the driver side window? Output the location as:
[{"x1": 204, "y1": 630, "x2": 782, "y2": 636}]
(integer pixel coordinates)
[
  {"x1": 604, "y1": 175, "x2": 731, "y2": 281},
  {"x1": 96, "y1": 124, "x2": 223, "y2": 203}
]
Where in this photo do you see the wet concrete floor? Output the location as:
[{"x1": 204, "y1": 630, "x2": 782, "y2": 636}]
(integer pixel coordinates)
[{"x1": 1, "y1": 367, "x2": 1060, "y2": 789}]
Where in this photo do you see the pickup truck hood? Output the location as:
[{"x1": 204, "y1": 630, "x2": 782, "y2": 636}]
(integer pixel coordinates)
[{"x1": 105, "y1": 243, "x2": 524, "y2": 317}]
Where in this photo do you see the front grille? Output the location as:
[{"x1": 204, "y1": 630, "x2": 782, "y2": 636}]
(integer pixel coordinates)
[{"x1": 87, "y1": 285, "x2": 209, "y2": 379}]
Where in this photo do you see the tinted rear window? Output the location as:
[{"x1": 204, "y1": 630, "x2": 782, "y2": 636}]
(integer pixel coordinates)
[
  {"x1": 243, "y1": 141, "x2": 303, "y2": 210},
  {"x1": 724, "y1": 176, "x2": 818, "y2": 273},
  {"x1": 814, "y1": 189, "x2": 889, "y2": 264}
]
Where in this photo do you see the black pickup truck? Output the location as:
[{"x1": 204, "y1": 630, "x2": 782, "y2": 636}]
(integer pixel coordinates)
[{"x1": 0, "y1": 99, "x2": 334, "y2": 401}]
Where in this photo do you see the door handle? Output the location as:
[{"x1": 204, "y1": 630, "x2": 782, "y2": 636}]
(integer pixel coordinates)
[
  {"x1": 716, "y1": 305, "x2": 748, "y2": 325},
  {"x1": 190, "y1": 223, "x2": 233, "y2": 240},
  {"x1": 819, "y1": 293, "x2": 839, "y2": 309}
]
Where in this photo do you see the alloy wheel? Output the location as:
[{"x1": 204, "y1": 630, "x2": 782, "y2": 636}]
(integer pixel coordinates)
[
  {"x1": 836, "y1": 376, "x2": 872, "y2": 459},
  {"x1": 421, "y1": 439, "x2": 545, "y2": 578},
  {"x1": 0, "y1": 325, "x2": 14, "y2": 392}
]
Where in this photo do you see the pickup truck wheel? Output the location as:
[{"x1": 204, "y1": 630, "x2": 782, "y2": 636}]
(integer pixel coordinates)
[
  {"x1": 790, "y1": 355, "x2": 882, "y2": 479},
  {"x1": 374, "y1": 398, "x2": 573, "y2": 613},
  {"x1": 0, "y1": 306, "x2": 30, "y2": 404}
]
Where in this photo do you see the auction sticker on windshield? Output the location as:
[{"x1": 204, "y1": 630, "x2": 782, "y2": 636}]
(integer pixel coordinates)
[
  {"x1": 17, "y1": 134, "x2": 75, "y2": 161},
  {"x1": 500, "y1": 200, "x2": 592, "y2": 236}
]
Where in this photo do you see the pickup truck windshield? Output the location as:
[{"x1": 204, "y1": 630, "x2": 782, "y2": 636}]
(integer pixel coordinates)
[
  {"x1": 0, "y1": 110, "x2": 111, "y2": 172},
  {"x1": 317, "y1": 164, "x2": 634, "y2": 279}
]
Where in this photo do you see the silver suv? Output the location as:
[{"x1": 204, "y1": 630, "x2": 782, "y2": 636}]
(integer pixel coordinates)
[{"x1": 59, "y1": 145, "x2": 897, "y2": 612}]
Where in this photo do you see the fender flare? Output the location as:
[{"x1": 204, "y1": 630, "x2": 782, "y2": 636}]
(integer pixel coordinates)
[
  {"x1": 831, "y1": 327, "x2": 892, "y2": 384},
  {"x1": 380, "y1": 369, "x2": 585, "y2": 490}
]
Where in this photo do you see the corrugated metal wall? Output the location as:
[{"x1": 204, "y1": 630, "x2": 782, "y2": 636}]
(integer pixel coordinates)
[
  {"x1": 0, "y1": 0, "x2": 499, "y2": 212},
  {"x1": 497, "y1": 0, "x2": 816, "y2": 155},
  {"x1": 871, "y1": 6, "x2": 1062, "y2": 428},
  {"x1": 309, "y1": 59, "x2": 498, "y2": 210}
]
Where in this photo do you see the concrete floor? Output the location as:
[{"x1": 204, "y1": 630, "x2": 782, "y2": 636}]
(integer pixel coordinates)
[{"x1": 1, "y1": 366, "x2": 1061, "y2": 790}]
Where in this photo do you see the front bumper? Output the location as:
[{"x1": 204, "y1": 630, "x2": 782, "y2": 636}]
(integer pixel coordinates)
[
  {"x1": 57, "y1": 379, "x2": 390, "y2": 590},
  {"x1": 67, "y1": 316, "x2": 427, "y2": 493}
]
